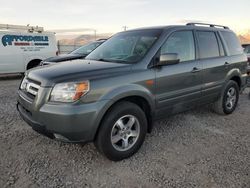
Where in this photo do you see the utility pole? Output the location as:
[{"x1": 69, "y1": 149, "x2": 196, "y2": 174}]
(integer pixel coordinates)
[
  {"x1": 122, "y1": 26, "x2": 128, "y2": 31},
  {"x1": 94, "y1": 30, "x2": 97, "y2": 41}
]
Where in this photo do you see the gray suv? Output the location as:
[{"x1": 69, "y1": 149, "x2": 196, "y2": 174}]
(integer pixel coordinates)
[{"x1": 17, "y1": 23, "x2": 248, "y2": 161}]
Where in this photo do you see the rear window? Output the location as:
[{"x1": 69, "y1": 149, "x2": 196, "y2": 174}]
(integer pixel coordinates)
[
  {"x1": 197, "y1": 31, "x2": 220, "y2": 59},
  {"x1": 221, "y1": 31, "x2": 243, "y2": 55}
]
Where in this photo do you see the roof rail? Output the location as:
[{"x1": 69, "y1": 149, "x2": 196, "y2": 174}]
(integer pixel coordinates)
[
  {"x1": 186, "y1": 23, "x2": 229, "y2": 29},
  {"x1": 0, "y1": 24, "x2": 44, "y2": 33}
]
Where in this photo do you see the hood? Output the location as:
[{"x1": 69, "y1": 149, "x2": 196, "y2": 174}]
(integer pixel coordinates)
[
  {"x1": 44, "y1": 54, "x2": 86, "y2": 63},
  {"x1": 27, "y1": 59, "x2": 131, "y2": 87}
]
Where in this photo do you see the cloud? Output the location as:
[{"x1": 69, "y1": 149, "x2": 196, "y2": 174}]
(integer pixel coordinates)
[{"x1": 1, "y1": 0, "x2": 249, "y2": 34}]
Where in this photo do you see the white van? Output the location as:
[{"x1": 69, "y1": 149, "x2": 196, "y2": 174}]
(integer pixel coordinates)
[{"x1": 0, "y1": 24, "x2": 57, "y2": 74}]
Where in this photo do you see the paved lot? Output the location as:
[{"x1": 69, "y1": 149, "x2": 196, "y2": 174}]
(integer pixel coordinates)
[{"x1": 0, "y1": 78, "x2": 249, "y2": 188}]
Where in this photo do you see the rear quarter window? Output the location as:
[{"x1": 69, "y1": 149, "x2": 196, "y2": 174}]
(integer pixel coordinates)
[{"x1": 221, "y1": 31, "x2": 243, "y2": 56}]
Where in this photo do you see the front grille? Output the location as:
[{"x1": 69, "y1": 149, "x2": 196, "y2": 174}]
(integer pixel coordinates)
[{"x1": 20, "y1": 77, "x2": 41, "y2": 100}]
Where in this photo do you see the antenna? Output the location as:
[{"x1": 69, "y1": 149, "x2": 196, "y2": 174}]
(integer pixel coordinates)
[{"x1": 94, "y1": 30, "x2": 97, "y2": 41}]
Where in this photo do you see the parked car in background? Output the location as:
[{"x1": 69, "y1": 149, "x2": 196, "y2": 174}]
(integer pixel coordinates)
[
  {"x1": 0, "y1": 24, "x2": 57, "y2": 74},
  {"x1": 17, "y1": 23, "x2": 248, "y2": 161},
  {"x1": 41, "y1": 39, "x2": 106, "y2": 65},
  {"x1": 242, "y1": 44, "x2": 250, "y2": 55},
  {"x1": 242, "y1": 44, "x2": 250, "y2": 75}
]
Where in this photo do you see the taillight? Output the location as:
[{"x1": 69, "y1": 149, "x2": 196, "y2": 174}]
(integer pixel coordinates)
[{"x1": 248, "y1": 57, "x2": 250, "y2": 64}]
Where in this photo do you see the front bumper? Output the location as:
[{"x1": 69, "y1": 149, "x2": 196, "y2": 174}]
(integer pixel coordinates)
[
  {"x1": 17, "y1": 103, "x2": 55, "y2": 139},
  {"x1": 17, "y1": 91, "x2": 110, "y2": 143}
]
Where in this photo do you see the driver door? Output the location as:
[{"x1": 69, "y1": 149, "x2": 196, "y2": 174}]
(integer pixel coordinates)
[{"x1": 155, "y1": 30, "x2": 203, "y2": 117}]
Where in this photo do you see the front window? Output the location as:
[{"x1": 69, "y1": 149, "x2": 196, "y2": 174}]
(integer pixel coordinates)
[
  {"x1": 161, "y1": 31, "x2": 195, "y2": 62},
  {"x1": 86, "y1": 29, "x2": 162, "y2": 64}
]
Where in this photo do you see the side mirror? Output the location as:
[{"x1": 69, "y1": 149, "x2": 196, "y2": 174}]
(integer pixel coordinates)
[{"x1": 155, "y1": 53, "x2": 180, "y2": 67}]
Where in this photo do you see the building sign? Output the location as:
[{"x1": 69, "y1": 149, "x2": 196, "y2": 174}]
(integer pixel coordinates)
[{"x1": 2, "y1": 35, "x2": 49, "y2": 47}]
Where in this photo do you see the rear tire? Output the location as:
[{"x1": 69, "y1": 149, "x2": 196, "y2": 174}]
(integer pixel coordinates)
[
  {"x1": 213, "y1": 80, "x2": 239, "y2": 115},
  {"x1": 94, "y1": 101, "x2": 147, "y2": 161}
]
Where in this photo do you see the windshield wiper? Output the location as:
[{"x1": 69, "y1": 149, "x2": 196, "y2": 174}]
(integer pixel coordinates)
[
  {"x1": 95, "y1": 58, "x2": 130, "y2": 64},
  {"x1": 87, "y1": 58, "x2": 131, "y2": 64},
  {"x1": 96, "y1": 58, "x2": 110, "y2": 62}
]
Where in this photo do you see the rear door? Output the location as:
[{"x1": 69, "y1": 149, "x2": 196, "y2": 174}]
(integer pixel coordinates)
[
  {"x1": 155, "y1": 30, "x2": 203, "y2": 117},
  {"x1": 195, "y1": 30, "x2": 228, "y2": 103}
]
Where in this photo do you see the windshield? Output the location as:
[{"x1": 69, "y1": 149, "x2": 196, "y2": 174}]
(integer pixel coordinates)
[
  {"x1": 85, "y1": 29, "x2": 162, "y2": 64},
  {"x1": 71, "y1": 42, "x2": 102, "y2": 55}
]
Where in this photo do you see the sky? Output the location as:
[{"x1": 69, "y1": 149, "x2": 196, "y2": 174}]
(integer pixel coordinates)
[{"x1": 0, "y1": 0, "x2": 250, "y2": 35}]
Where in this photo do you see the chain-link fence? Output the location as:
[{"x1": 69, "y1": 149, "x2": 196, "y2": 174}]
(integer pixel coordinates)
[{"x1": 57, "y1": 44, "x2": 82, "y2": 54}]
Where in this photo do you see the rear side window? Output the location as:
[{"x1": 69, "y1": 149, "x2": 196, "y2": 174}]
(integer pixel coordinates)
[
  {"x1": 221, "y1": 31, "x2": 243, "y2": 55},
  {"x1": 161, "y1": 31, "x2": 195, "y2": 62},
  {"x1": 197, "y1": 31, "x2": 220, "y2": 59}
]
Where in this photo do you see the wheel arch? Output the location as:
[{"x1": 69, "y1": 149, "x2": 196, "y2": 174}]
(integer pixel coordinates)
[
  {"x1": 225, "y1": 68, "x2": 242, "y2": 89},
  {"x1": 26, "y1": 59, "x2": 42, "y2": 70},
  {"x1": 230, "y1": 76, "x2": 241, "y2": 88},
  {"x1": 94, "y1": 88, "x2": 155, "y2": 140}
]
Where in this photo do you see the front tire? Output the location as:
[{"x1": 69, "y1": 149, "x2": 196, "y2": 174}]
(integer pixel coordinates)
[
  {"x1": 213, "y1": 80, "x2": 239, "y2": 115},
  {"x1": 94, "y1": 101, "x2": 147, "y2": 161}
]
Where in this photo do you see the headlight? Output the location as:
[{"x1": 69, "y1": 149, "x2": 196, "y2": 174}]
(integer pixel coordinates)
[
  {"x1": 50, "y1": 81, "x2": 90, "y2": 102},
  {"x1": 20, "y1": 77, "x2": 28, "y2": 90}
]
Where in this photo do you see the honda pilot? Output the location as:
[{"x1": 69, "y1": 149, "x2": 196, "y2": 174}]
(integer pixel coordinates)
[{"x1": 17, "y1": 23, "x2": 248, "y2": 161}]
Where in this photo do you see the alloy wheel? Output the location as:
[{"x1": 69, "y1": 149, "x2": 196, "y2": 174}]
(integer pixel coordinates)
[
  {"x1": 110, "y1": 115, "x2": 140, "y2": 152},
  {"x1": 225, "y1": 87, "x2": 237, "y2": 110}
]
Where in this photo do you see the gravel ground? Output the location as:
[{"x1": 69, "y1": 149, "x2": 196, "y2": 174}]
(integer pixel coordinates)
[{"x1": 0, "y1": 78, "x2": 249, "y2": 188}]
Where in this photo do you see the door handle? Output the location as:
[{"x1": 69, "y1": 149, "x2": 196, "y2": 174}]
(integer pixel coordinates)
[{"x1": 191, "y1": 67, "x2": 201, "y2": 73}]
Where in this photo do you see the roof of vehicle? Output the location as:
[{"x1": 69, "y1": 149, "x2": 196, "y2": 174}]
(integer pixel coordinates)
[
  {"x1": 86, "y1": 40, "x2": 106, "y2": 45},
  {"x1": 124, "y1": 23, "x2": 233, "y2": 33},
  {"x1": 0, "y1": 24, "x2": 55, "y2": 34},
  {"x1": 76, "y1": 39, "x2": 106, "y2": 48},
  {"x1": 96, "y1": 39, "x2": 107, "y2": 42}
]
